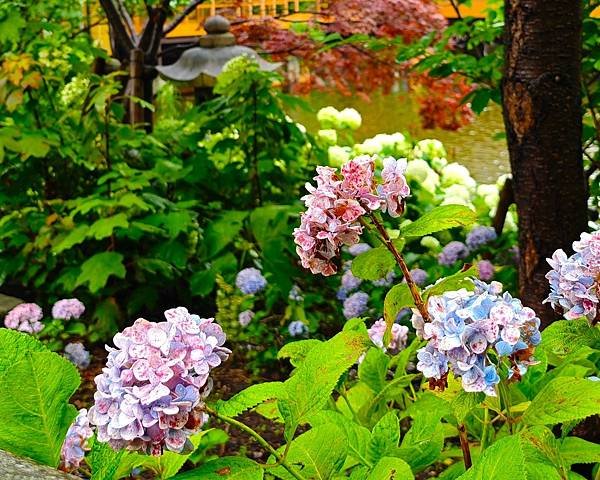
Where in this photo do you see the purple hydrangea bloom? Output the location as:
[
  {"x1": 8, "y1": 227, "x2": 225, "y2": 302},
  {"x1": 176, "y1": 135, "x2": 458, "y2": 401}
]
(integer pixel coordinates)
[
  {"x1": 343, "y1": 291, "x2": 369, "y2": 319},
  {"x1": 52, "y1": 298, "x2": 85, "y2": 320},
  {"x1": 64, "y1": 342, "x2": 91, "y2": 369},
  {"x1": 545, "y1": 231, "x2": 600, "y2": 322},
  {"x1": 88, "y1": 307, "x2": 230, "y2": 455},
  {"x1": 4, "y1": 303, "x2": 44, "y2": 334},
  {"x1": 235, "y1": 268, "x2": 267, "y2": 295},
  {"x1": 367, "y1": 319, "x2": 409, "y2": 354},
  {"x1": 438, "y1": 241, "x2": 470, "y2": 267},
  {"x1": 60, "y1": 409, "x2": 93, "y2": 472},
  {"x1": 466, "y1": 226, "x2": 497, "y2": 250},
  {"x1": 478, "y1": 260, "x2": 495, "y2": 281},
  {"x1": 288, "y1": 320, "x2": 309, "y2": 337},
  {"x1": 238, "y1": 309, "x2": 254, "y2": 327},
  {"x1": 288, "y1": 285, "x2": 304, "y2": 302},
  {"x1": 409, "y1": 268, "x2": 428, "y2": 287},
  {"x1": 348, "y1": 243, "x2": 372, "y2": 256},
  {"x1": 372, "y1": 270, "x2": 396, "y2": 287},
  {"x1": 341, "y1": 268, "x2": 363, "y2": 291},
  {"x1": 411, "y1": 280, "x2": 540, "y2": 396}
]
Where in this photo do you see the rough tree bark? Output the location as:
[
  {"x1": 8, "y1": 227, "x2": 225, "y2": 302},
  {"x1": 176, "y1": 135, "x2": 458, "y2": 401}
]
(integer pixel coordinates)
[{"x1": 502, "y1": 0, "x2": 588, "y2": 327}]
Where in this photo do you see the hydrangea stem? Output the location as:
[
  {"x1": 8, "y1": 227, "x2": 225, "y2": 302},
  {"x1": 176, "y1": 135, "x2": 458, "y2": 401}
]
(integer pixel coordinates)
[
  {"x1": 366, "y1": 213, "x2": 430, "y2": 322},
  {"x1": 458, "y1": 423, "x2": 473, "y2": 469},
  {"x1": 206, "y1": 407, "x2": 306, "y2": 480}
]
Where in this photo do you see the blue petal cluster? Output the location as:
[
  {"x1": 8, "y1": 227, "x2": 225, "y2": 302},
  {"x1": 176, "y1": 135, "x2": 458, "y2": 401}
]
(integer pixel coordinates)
[
  {"x1": 438, "y1": 241, "x2": 469, "y2": 267},
  {"x1": 235, "y1": 268, "x2": 267, "y2": 295},
  {"x1": 343, "y1": 291, "x2": 369, "y2": 319},
  {"x1": 288, "y1": 320, "x2": 309, "y2": 337},
  {"x1": 64, "y1": 342, "x2": 91, "y2": 369},
  {"x1": 412, "y1": 280, "x2": 541, "y2": 396},
  {"x1": 408, "y1": 268, "x2": 428, "y2": 287},
  {"x1": 466, "y1": 226, "x2": 497, "y2": 250}
]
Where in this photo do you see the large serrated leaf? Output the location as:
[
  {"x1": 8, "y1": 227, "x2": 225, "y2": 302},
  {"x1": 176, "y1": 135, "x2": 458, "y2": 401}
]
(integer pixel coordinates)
[
  {"x1": 279, "y1": 330, "x2": 370, "y2": 440},
  {"x1": 89, "y1": 437, "x2": 124, "y2": 480},
  {"x1": 520, "y1": 426, "x2": 567, "y2": 480},
  {"x1": 367, "y1": 457, "x2": 414, "y2": 480},
  {"x1": 277, "y1": 339, "x2": 322, "y2": 367},
  {"x1": 559, "y1": 437, "x2": 600, "y2": 466},
  {"x1": 0, "y1": 351, "x2": 80, "y2": 467},
  {"x1": 75, "y1": 251, "x2": 126, "y2": 293},
  {"x1": 203, "y1": 211, "x2": 248, "y2": 259},
  {"x1": 458, "y1": 435, "x2": 526, "y2": 480},
  {"x1": 358, "y1": 347, "x2": 390, "y2": 393},
  {"x1": 368, "y1": 412, "x2": 400, "y2": 465},
  {"x1": 88, "y1": 213, "x2": 129, "y2": 240},
  {"x1": 172, "y1": 456, "x2": 263, "y2": 480},
  {"x1": 215, "y1": 382, "x2": 286, "y2": 417},
  {"x1": 423, "y1": 266, "x2": 477, "y2": 300},
  {"x1": 400, "y1": 205, "x2": 476, "y2": 238},
  {"x1": 523, "y1": 377, "x2": 600, "y2": 425},
  {"x1": 352, "y1": 246, "x2": 396, "y2": 281},
  {"x1": 0, "y1": 328, "x2": 48, "y2": 378},
  {"x1": 541, "y1": 319, "x2": 600, "y2": 356}
]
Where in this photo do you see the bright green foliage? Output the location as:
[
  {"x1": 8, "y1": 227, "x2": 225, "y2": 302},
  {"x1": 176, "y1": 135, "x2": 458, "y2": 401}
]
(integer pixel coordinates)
[
  {"x1": 400, "y1": 205, "x2": 476, "y2": 238},
  {"x1": 383, "y1": 283, "x2": 415, "y2": 334},
  {"x1": 75, "y1": 252, "x2": 127, "y2": 293},
  {"x1": 173, "y1": 456, "x2": 264, "y2": 480},
  {"x1": 459, "y1": 435, "x2": 526, "y2": 480},
  {"x1": 89, "y1": 437, "x2": 124, "y2": 480},
  {"x1": 397, "y1": 409, "x2": 445, "y2": 472},
  {"x1": 0, "y1": 351, "x2": 80, "y2": 467},
  {"x1": 359, "y1": 348, "x2": 390, "y2": 393},
  {"x1": 0, "y1": 328, "x2": 47, "y2": 377},
  {"x1": 519, "y1": 427, "x2": 567, "y2": 480},
  {"x1": 541, "y1": 319, "x2": 600, "y2": 355},
  {"x1": 523, "y1": 377, "x2": 600, "y2": 425},
  {"x1": 367, "y1": 457, "x2": 414, "y2": 480},
  {"x1": 423, "y1": 265, "x2": 478, "y2": 300},
  {"x1": 559, "y1": 437, "x2": 600, "y2": 466},
  {"x1": 277, "y1": 339, "x2": 322, "y2": 367},
  {"x1": 215, "y1": 382, "x2": 286, "y2": 417},
  {"x1": 352, "y1": 246, "x2": 396, "y2": 281},
  {"x1": 368, "y1": 412, "x2": 400, "y2": 464}
]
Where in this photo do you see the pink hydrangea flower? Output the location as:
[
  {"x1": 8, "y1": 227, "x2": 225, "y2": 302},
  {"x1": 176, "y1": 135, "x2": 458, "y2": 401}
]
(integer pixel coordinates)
[
  {"x1": 368, "y1": 319, "x2": 409, "y2": 354},
  {"x1": 60, "y1": 409, "x2": 93, "y2": 472},
  {"x1": 52, "y1": 298, "x2": 85, "y2": 320},
  {"x1": 88, "y1": 307, "x2": 230, "y2": 455},
  {"x1": 294, "y1": 156, "x2": 410, "y2": 276},
  {"x1": 4, "y1": 303, "x2": 44, "y2": 333}
]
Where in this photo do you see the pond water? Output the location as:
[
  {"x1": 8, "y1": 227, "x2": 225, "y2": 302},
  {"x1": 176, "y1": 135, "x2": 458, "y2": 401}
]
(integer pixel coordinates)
[{"x1": 291, "y1": 91, "x2": 510, "y2": 183}]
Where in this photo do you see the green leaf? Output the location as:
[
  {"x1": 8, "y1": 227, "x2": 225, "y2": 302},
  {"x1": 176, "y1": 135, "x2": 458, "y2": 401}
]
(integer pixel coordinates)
[
  {"x1": 352, "y1": 247, "x2": 395, "y2": 281},
  {"x1": 435, "y1": 375, "x2": 484, "y2": 423},
  {"x1": 541, "y1": 319, "x2": 600, "y2": 356},
  {"x1": 383, "y1": 283, "x2": 415, "y2": 342},
  {"x1": 458, "y1": 435, "x2": 526, "y2": 480},
  {"x1": 367, "y1": 457, "x2": 414, "y2": 480},
  {"x1": 203, "y1": 211, "x2": 248, "y2": 258},
  {"x1": 423, "y1": 266, "x2": 477, "y2": 299},
  {"x1": 359, "y1": 348, "x2": 390, "y2": 393},
  {"x1": 0, "y1": 351, "x2": 80, "y2": 467},
  {"x1": 270, "y1": 425, "x2": 347, "y2": 480},
  {"x1": 401, "y1": 205, "x2": 476, "y2": 238},
  {"x1": 172, "y1": 456, "x2": 263, "y2": 480},
  {"x1": 279, "y1": 330, "x2": 370, "y2": 440},
  {"x1": 89, "y1": 437, "x2": 124, "y2": 480},
  {"x1": 52, "y1": 224, "x2": 89, "y2": 254},
  {"x1": 0, "y1": 328, "x2": 47, "y2": 378},
  {"x1": 88, "y1": 213, "x2": 129, "y2": 240},
  {"x1": 559, "y1": 437, "x2": 600, "y2": 466},
  {"x1": 523, "y1": 377, "x2": 600, "y2": 425},
  {"x1": 75, "y1": 252, "x2": 126, "y2": 293},
  {"x1": 396, "y1": 411, "x2": 445, "y2": 471},
  {"x1": 215, "y1": 382, "x2": 286, "y2": 417},
  {"x1": 519, "y1": 426, "x2": 566, "y2": 480},
  {"x1": 368, "y1": 412, "x2": 400, "y2": 464},
  {"x1": 277, "y1": 339, "x2": 322, "y2": 367}
]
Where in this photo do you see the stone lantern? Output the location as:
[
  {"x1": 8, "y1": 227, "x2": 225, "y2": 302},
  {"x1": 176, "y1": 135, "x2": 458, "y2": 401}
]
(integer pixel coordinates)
[{"x1": 156, "y1": 15, "x2": 281, "y2": 103}]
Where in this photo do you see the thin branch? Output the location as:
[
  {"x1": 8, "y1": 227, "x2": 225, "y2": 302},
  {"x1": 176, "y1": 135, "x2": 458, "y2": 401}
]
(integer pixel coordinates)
[
  {"x1": 114, "y1": 0, "x2": 138, "y2": 44},
  {"x1": 98, "y1": 0, "x2": 135, "y2": 52},
  {"x1": 163, "y1": 0, "x2": 208, "y2": 35}
]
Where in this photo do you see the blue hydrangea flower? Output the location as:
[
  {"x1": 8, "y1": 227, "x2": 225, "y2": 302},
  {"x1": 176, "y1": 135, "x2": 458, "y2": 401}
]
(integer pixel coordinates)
[
  {"x1": 343, "y1": 291, "x2": 369, "y2": 319},
  {"x1": 409, "y1": 268, "x2": 428, "y2": 286},
  {"x1": 288, "y1": 285, "x2": 304, "y2": 302},
  {"x1": 235, "y1": 268, "x2": 267, "y2": 295},
  {"x1": 412, "y1": 279, "x2": 541, "y2": 396},
  {"x1": 238, "y1": 309, "x2": 254, "y2": 327},
  {"x1": 466, "y1": 226, "x2": 497, "y2": 250},
  {"x1": 372, "y1": 270, "x2": 396, "y2": 287},
  {"x1": 438, "y1": 241, "x2": 469, "y2": 266},
  {"x1": 288, "y1": 321, "x2": 309, "y2": 337},
  {"x1": 341, "y1": 268, "x2": 362, "y2": 291},
  {"x1": 348, "y1": 243, "x2": 372, "y2": 256},
  {"x1": 64, "y1": 342, "x2": 91, "y2": 369}
]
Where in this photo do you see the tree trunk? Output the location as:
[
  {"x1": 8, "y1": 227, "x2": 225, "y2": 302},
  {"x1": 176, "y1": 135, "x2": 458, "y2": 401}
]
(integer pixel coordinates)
[{"x1": 502, "y1": 0, "x2": 587, "y2": 327}]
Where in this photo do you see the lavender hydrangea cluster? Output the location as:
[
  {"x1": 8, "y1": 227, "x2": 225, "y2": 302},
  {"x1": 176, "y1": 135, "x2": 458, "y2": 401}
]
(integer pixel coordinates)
[
  {"x1": 235, "y1": 268, "x2": 267, "y2": 295},
  {"x1": 545, "y1": 231, "x2": 600, "y2": 322},
  {"x1": 343, "y1": 291, "x2": 369, "y2": 319},
  {"x1": 52, "y1": 298, "x2": 85, "y2": 320},
  {"x1": 88, "y1": 307, "x2": 230, "y2": 455},
  {"x1": 438, "y1": 241, "x2": 469, "y2": 267},
  {"x1": 408, "y1": 268, "x2": 428, "y2": 287},
  {"x1": 478, "y1": 260, "x2": 495, "y2": 281},
  {"x1": 372, "y1": 270, "x2": 396, "y2": 287},
  {"x1": 238, "y1": 309, "x2": 254, "y2": 327},
  {"x1": 64, "y1": 342, "x2": 91, "y2": 369},
  {"x1": 337, "y1": 267, "x2": 363, "y2": 300},
  {"x1": 466, "y1": 226, "x2": 497, "y2": 250},
  {"x1": 4, "y1": 303, "x2": 44, "y2": 333},
  {"x1": 348, "y1": 243, "x2": 372, "y2": 256},
  {"x1": 368, "y1": 319, "x2": 409, "y2": 354},
  {"x1": 60, "y1": 409, "x2": 93, "y2": 472},
  {"x1": 412, "y1": 280, "x2": 541, "y2": 396},
  {"x1": 288, "y1": 320, "x2": 309, "y2": 337}
]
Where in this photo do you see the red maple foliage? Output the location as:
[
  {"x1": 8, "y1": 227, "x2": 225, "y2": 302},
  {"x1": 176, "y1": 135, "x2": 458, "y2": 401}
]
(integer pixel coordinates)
[{"x1": 231, "y1": 0, "x2": 474, "y2": 130}]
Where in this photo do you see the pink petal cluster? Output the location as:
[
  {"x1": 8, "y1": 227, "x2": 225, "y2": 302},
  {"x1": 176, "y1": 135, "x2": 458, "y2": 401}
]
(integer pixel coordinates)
[
  {"x1": 88, "y1": 307, "x2": 230, "y2": 455},
  {"x1": 368, "y1": 319, "x2": 409, "y2": 354},
  {"x1": 60, "y1": 409, "x2": 93, "y2": 472},
  {"x1": 294, "y1": 156, "x2": 410, "y2": 276},
  {"x1": 4, "y1": 303, "x2": 44, "y2": 333},
  {"x1": 52, "y1": 298, "x2": 85, "y2": 320}
]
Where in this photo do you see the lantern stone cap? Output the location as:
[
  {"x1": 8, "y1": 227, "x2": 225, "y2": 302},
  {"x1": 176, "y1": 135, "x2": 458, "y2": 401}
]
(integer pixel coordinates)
[{"x1": 204, "y1": 15, "x2": 230, "y2": 34}]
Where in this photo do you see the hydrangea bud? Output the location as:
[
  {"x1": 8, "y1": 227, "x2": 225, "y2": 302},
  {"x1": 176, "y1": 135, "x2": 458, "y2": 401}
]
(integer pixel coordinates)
[
  {"x1": 412, "y1": 280, "x2": 541, "y2": 396},
  {"x1": 88, "y1": 307, "x2": 230, "y2": 455},
  {"x1": 288, "y1": 320, "x2": 309, "y2": 337},
  {"x1": 316, "y1": 106, "x2": 340, "y2": 129},
  {"x1": 343, "y1": 291, "x2": 369, "y2": 319},
  {"x1": 238, "y1": 309, "x2": 254, "y2": 327},
  {"x1": 60, "y1": 409, "x2": 93, "y2": 472},
  {"x1": 545, "y1": 231, "x2": 600, "y2": 322},
  {"x1": 64, "y1": 342, "x2": 91, "y2": 369},
  {"x1": 288, "y1": 285, "x2": 304, "y2": 302},
  {"x1": 338, "y1": 108, "x2": 362, "y2": 130},
  {"x1": 235, "y1": 268, "x2": 267, "y2": 295},
  {"x1": 52, "y1": 298, "x2": 86, "y2": 320},
  {"x1": 4, "y1": 303, "x2": 44, "y2": 334},
  {"x1": 368, "y1": 319, "x2": 409, "y2": 354},
  {"x1": 438, "y1": 241, "x2": 470, "y2": 267},
  {"x1": 317, "y1": 129, "x2": 338, "y2": 146},
  {"x1": 466, "y1": 226, "x2": 497, "y2": 250}
]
